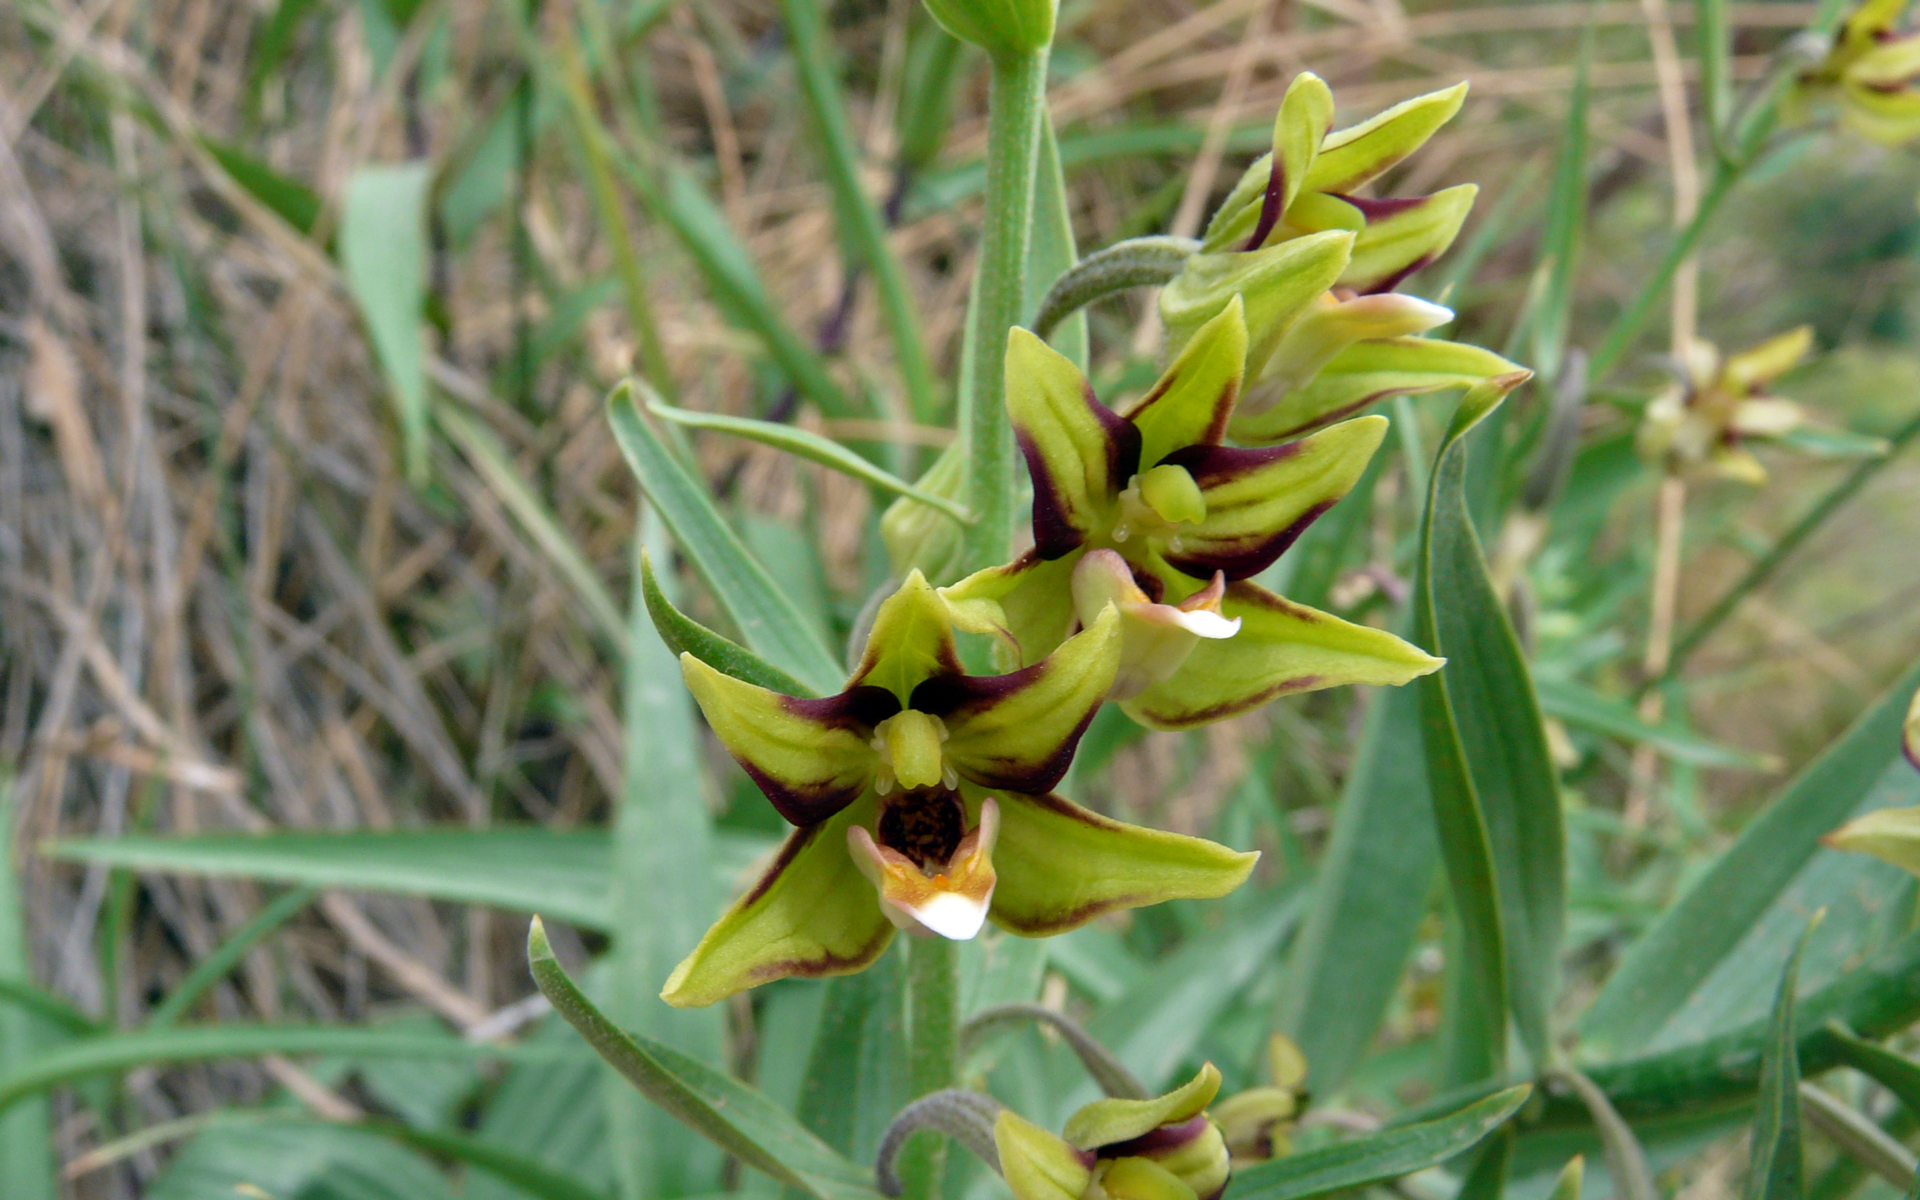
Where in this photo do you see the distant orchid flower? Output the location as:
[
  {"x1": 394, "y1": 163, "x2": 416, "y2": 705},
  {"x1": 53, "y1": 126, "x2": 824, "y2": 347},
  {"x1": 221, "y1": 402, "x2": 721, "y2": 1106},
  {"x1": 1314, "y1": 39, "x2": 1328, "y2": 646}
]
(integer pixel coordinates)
[
  {"x1": 661, "y1": 573, "x2": 1255, "y2": 1007},
  {"x1": 996, "y1": 1065, "x2": 1234, "y2": 1200},
  {"x1": 1636, "y1": 329, "x2": 1815, "y2": 484},
  {"x1": 1793, "y1": 0, "x2": 1920, "y2": 145}
]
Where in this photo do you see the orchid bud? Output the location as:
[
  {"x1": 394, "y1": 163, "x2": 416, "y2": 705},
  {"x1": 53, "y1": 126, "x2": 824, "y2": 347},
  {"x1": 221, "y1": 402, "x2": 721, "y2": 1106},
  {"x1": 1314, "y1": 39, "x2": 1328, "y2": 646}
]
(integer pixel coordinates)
[{"x1": 921, "y1": 0, "x2": 1056, "y2": 61}]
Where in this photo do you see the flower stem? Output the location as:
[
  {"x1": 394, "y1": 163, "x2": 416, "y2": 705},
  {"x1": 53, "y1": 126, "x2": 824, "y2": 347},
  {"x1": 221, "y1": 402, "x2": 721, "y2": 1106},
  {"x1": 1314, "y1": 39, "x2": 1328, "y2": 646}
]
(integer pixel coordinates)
[
  {"x1": 897, "y1": 936, "x2": 960, "y2": 1200},
  {"x1": 962, "y1": 46, "x2": 1050, "y2": 572}
]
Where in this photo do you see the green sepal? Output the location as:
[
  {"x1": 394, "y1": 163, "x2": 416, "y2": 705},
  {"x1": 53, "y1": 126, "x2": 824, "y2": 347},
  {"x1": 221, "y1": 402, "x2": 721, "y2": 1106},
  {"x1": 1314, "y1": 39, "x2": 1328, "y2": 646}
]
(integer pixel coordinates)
[
  {"x1": 1229, "y1": 338, "x2": 1525, "y2": 445},
  {"x1": 641, "y1": 549, "x2": 817, "y2": 697},
  {"x1": 1303, "y1": 81, "x2": 1469, "y2": 194},
  {"x1": 1122, "y1": 297, "x2": 1249, "y2": 468},
  {"x1": 661, "y1": 798, "x2": 892, "y2": 1008},
  {"x1": 849, "y1": 570, "x2": 963, "y2": 702},
  {"x1": 996, "y1": 1111, "x2": 1094, "y2": 1200},
  {"x1": 1004, "y1": 327, "x2": 1135, "y2": 557},
  {"x1": 1825, "y1": 804, "x2": 1920, "y2": 876},
  {"x1": 988, "y1": 792, "x2": 1257, "y2": 934},
  {"x1": 1342, "y1": 185, "x2": 1477, "y2": 292},
  {"x1": 1123, "y1": 581, "x2": 1442, "y2": 730},
  {"x1": 1160, "y1": 231, "x2": 1354, "y2": 375},
  {"x1": 679, "y1": 655, "x2": 877, "y2": 823},
  {"x1": 1065, "y1": 1063, "x2": 1223, "y2": 1149}
]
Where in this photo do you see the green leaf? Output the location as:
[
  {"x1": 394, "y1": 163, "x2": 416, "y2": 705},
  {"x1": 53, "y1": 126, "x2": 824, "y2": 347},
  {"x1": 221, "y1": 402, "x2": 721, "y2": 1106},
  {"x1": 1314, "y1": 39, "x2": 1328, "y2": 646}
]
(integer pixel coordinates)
[
  {"x1": 649, "y1": 402, "x2": 970, "y2": 523},
  {"x1": 199, "y1": 137, "x2": 322, "y2": 235},
  {"x1": 1578, "y1": 659, "x2": 1920, "y2": 1056},
  {"x1": 1534, "y1": 678, "x2": 1779, "y2": 770},
  {"x1": 380, "y1": 1121, "x2": 612, "y2": 1200},
  {"x1": 1276, "y1": 678, "x2": 1438, "y2": 1093},
  {"x1": 1747, "y1": 926, "x2": 1812, "y2": 1200},
  {"x1": 1457, "y1": 1127, "x2": 1516, "y2": 1200},
  {"x1": 526, "y1": 920, "x2": 884, "y2": 1200},
  {"x1": 340, "y1": 162, "x2": 434, "y2": 483},
  {"x1": 640, "y1": 549, "x2": 817, "y2": 696},
  {"x1": 607, "y1": 384, "x2": 845, "y2": 695},
  {"x1": 605, "y1": 514, "x2": 727, "y2": 1197},
  {"x1": 0, "y1": 1025, "x2": 558, "y2": 1116},
  {"x1": 147, "y1": 887, "x2": 316, "y2": 1029},
  {"x1": 0, "y1": 774, "x2": 55, "y2": 1199},
  {"x1": 1414, "y1": 374, "x2": 1561, "y2": 1077},
  {"x1": 791, "y1": 956, "x2": 912, "y2": 1164},
  {"x1": 1524, "y1": 39, "x2": 1587, "y2": 383},
  {"x1": 150, "y1": 1116, "x2": 455, "y2": 1200},
  {"x1": 1823, "y1": 1023, "x2": 1920, "y2": 1117},
  {"x1": 466, "y1": 1015, "x2": 612, "y2": 1200},
  {"x1": 438, "y1": 402, "x2": 628, "y2": 648},
  {"x1": 1226, "y1": 1086, "x2": 1531, "y2": 1200}
]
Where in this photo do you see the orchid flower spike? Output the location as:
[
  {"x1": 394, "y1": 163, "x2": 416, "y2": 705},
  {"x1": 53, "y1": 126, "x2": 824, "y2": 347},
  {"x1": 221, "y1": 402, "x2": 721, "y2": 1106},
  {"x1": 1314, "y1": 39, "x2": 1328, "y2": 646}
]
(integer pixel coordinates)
[
  {"x1": 1157, "y1": 73, "x2": 1523, "y2": 445},
  {"x1": 997, "y1": 1065, "x2": 1234, "y2": 1200},
  {"x1": 1636, "y1": 329, "x2": 1817, "y2": 484},
  {"x1": 945, "y1": 302, "x2": 1440, "y2": 731},
  {"x1": 662, "y1": 573, "x2": 1256, "y2": 1007}
]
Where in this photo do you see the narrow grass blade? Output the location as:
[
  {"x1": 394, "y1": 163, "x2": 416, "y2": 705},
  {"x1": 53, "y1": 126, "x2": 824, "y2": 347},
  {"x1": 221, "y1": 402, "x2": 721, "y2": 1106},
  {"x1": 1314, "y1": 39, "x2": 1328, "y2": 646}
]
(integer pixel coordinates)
[
  {"x1": 199, "y1": 137, "x2": 321, "y2": 236},
  {"x1": 1534, "y1": 678, "x2": 1778, "y2": 770},
  {"x1": 0, "y1": 773, "x2": 54, "y2": 1198},
  {"x1": 1697, "y1": 0, "x2": 1732, "y2": 150},
  {"x1": 526, "y1": 919, "x2": 883, "y2": 1200},
  {"x1": 779, "y1": 0, "x2": 937, "y2": 423},
  {"x1": 1277, "y1": 679, "x2": 1437, "y2": 1093},
  {"x1": 1456, "y1": 1126, "x2": 1515, "y2": 1200},
  {"x1": 605, "y1": 514, "x2": 726, "y2": 1197},
  {"x1": 0, "y1": 979, "x2": 100, "y2": 1038},
  {"x1": 340, "y1": 162, "x2": 433, "y2": 483},
  {"x1": 1225, "y1": 1086, "x2": 1531, "y2": 1200},
  {"x1": 368, "y1": 1122, "x2": 613, "y2": 1200},
  {"x1": 1545, "y1": 1067, "x2": 1656, "y2": 1200},
  {"x1": 1579, "y1": 659, "x2": 1920, "y2": 1055},
  {"x1": 608, "y1": 382, "x2": 845, "y2": 694},
  {"x1": 438, "y1": 402, "x2": 629, "y2": 649},
  {"x1": 1746, "y1": 926, "x2": 1813, "y2": 1200},
  {"x1": 1798, "y1": 1083, "x2": 1917, "y2": 1188},
  {"x1": 1415, "y1": 373, "x2": 1558, "y2": 1075},
  {"x1": 640, "y1": 549, "x2": 816, "y2": 696},
  {"x1": 147, "y1": 887, "x2": 316, "y2": 1029},
  {"x1": 0, "y1": 1026, "x2": 556, "y2": 1116},
  {"x1": 649, "y1": 403, "x2": 970, "y2": 523},
  {"x1": 1824, "y1": 1023, "x2": 1920, "y2": 1116},
  {"x1": 1527, "y1": 42, "x2": 1588, "y2": 384}
]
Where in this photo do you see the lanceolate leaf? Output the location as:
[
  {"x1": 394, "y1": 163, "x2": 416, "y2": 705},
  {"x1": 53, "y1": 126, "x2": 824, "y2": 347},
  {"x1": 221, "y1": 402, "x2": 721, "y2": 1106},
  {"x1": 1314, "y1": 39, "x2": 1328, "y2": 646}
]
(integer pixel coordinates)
[
  {"x1": 0, "y1": 776, "x2": 54, "y2": 1199},
  {"x1": 1415, "y1": 372, "x2": 1560, "y2": 1077},
  {"x1": 608, "y1": 383, "x2": 845, "y2": 695},
  {"x1": 1746, "y1": 927, "x2": 1812, "y2": 1200},
  {"x1": 640, "y1": 550, "x2": 817, "y2": 696},
  {"x1": 1225, "y1": 1086, "x2": 1531, "y2": 1200},
  {"x1": 1579, "y1": 659, "x2": 1920, "y2": 1056},
  {"x1": 1277, "y1": 678, "x2": 1438, "y2": 1093},
  {"x1": 527, "y1": 920, "x2": 883, "y2": 1200}
]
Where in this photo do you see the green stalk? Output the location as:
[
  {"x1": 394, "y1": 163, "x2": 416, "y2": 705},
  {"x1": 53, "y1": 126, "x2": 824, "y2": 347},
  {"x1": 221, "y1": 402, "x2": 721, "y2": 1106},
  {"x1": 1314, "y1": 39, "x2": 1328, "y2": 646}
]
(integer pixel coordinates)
[
  {"x1": 1588, "y1": 164, "x2": 1737, "y2": 379},
  {"x1": 780, "y1": 0, "x2": 940, "y2": 426},
  {"x1": 962, "y1": 46, "x2": 1050, "y2": 573},
  {"x1": 898, "y1": 936, "x2": 961, "y2": 1200},
  {"x1": 1657, "y1": 409, "x2": 1920, "y2": 686}
]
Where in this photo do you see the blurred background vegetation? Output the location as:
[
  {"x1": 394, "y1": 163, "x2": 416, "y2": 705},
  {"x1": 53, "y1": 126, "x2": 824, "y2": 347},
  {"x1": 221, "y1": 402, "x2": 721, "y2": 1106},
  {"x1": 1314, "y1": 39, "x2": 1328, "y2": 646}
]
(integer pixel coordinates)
[{"x1": 1, "y1": 0, "x2": 1918, "y2": 1196}]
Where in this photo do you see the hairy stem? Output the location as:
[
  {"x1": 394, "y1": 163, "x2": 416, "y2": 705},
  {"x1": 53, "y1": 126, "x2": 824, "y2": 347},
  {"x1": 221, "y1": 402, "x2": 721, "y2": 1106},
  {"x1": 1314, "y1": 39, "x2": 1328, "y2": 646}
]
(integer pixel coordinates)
[
  {"x1": 898, "y1": 937, "x2": 961, "y2": 1200},
  {"x1": 962, "y1": 47, "x2": 1050, "y2": 572}
]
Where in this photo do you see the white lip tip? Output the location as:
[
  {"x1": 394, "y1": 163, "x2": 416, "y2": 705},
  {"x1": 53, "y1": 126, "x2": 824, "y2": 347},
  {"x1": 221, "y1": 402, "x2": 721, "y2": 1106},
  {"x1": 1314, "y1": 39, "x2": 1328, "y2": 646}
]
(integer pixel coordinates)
[{"x1": 907, "y1": 892, "x2": 992, "y2": 941}]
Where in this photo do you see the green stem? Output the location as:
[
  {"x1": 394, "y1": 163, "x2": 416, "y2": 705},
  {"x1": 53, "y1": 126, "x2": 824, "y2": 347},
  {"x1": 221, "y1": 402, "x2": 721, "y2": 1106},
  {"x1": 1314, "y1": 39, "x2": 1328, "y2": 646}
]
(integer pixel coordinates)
[
  {"x1": 780, "y1": 0, "x2": 939, "y2": 427},
  {"x1": 1588, "y1": 164, "x2": 1737, "y2": 379},
  {"x1": 962, "y1": 47, "x2": 1050, "y2": 572},
  {"x1": 899, "y1": 936, "x2": 960, "y2": 1200},
  {"x1": 1656, "y1": 409, "x2": 1920, "y2": 687}
]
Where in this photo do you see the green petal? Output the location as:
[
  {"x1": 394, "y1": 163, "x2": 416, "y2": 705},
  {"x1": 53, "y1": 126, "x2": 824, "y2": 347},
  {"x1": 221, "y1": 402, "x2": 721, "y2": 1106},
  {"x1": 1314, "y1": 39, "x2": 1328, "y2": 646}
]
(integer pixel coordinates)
[
  {"x1": 996, "y1": 1111, "x2": 1094, "y2": 1200},
  {"x1": 946, "y1": 551, "x2": 1082, "y2": 669},
  {"x1": 680, "y1": 655, "x2": 882, "y2": 826},
  {"x1": 1722, "y1": 326, "x2": 1813, "y2": 392},
  {"x1": 1303, "y1": 82, "x2": 1469, "y2": 195},
  {"x1": 1228, "y1": 337, "x2": 1524, "y2": 445},
  {"x1": 850, "y1": 570, "x2": 963, "y2": 701},
  {"x1": 1065, "y1": 1064, "x2": 1224, "y2": 1149},
  {"x1": 916, "y1": 606, "x2": 1121, "y2": 794},
  {"x1": 1160, "y1": 232, "x2": 1354, "y2": 376},
  {"x1": 1123, "y1": 582, "x2": 1443, "y2": 730},
  {"x1": 661, "y1": 797, "x2": 893, "y2": 1007},
  {"x1": 1825, "y1": 804, "x2": 1920, "y2": 878},
  {"x1": 1121, "y1": 298, "x2": 1248, "y2": 467},
  {"x1": 1274, "y1": 73, "x2": 1335, "y2": 222},
  {"x1": 1341, "y1": 185, "x2": 1477, "y2": 292},
  {"x1": 988, "y1": 792, "x2": 1258, "y2": 935},
  {"x1": 1006, "y1": 328, "x2": 1143, "y2": 558},
  {"x1": 1159, "y1": 416, "x2": 1388, "y2": 581}
]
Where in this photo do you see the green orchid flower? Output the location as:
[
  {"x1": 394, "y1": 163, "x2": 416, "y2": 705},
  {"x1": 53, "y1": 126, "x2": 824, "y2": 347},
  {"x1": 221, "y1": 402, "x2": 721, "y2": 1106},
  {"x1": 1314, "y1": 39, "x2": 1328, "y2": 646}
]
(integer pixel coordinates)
[
  {"x1": 1159, "y1": 72, "x2": 1522, "y2": 445},
  {"x1": 946, "y1": 300, "x2": 1440, "y2": 731},
  {"x1": 996, "y1": 1065, "x2": 1234, "y2": 1200},
  {"x1": 1636, "y1": 329, "x2": 1815, "y2": 485},
  {"x1": 1791, "y1": 0, "x2": 1920, "y2": 145},
  {"x1": 662, "y1": 573, "x2": 1257, "y2": 1007}
]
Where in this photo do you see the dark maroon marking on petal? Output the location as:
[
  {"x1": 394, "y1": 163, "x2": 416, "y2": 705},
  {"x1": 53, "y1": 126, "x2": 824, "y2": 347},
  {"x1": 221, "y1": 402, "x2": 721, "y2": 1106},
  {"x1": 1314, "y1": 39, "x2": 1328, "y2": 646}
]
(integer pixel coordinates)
[
  {"x1": 784, "y1": 685, "x2": 901, "y2": 731},
  {"x1": 1224, "y1": 580, "x2": 1326, "y2": 620},
  {"x1": 1132, "y1": 565, "x2": 1166, "y2": 604},
  {"x1": 1359, "y1": 254, "x2": 1435, "y2": 296},
  {"x1": 1146, "y1": 676, "x2": 1326, "y2": 730},
  {"x1": 744, "y1": 923, "x2": 896, "y2": 986},
  {"x1": 737, "y1": 761, "x2": 865, "y2": 828},
  {"x1": 740, "y1": 823, "x2": 822, "y2": 906},
  {"x1": 1243, "y1": 158, "x2": 1288, "y2": 252},
  {"x1": 1098, "y1": 1116, "x2": 1214, "y2": 1158},
  {"x1": 1020, "y1": 384, "x2": 1142, "y2": 560},
  {"x1": 1158, "y1": 441, "x2": 1304, "y2": 484},
  {"x1": 1329, "y1": 192, "x2": 1427, "y2": 221},
  {"x1": 1904, "y1": 739, "x2": 1919, "y2": 773},
  {"x1": 909, "y1": 667, "x2": 1103, "y2": 794},
  {"x1": 1165, "y1": 500, "x2": 1335, "y2": 583},
  {"x1": 1201, "y1": 1182, "x2": 1229, "y2": 1200}
]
